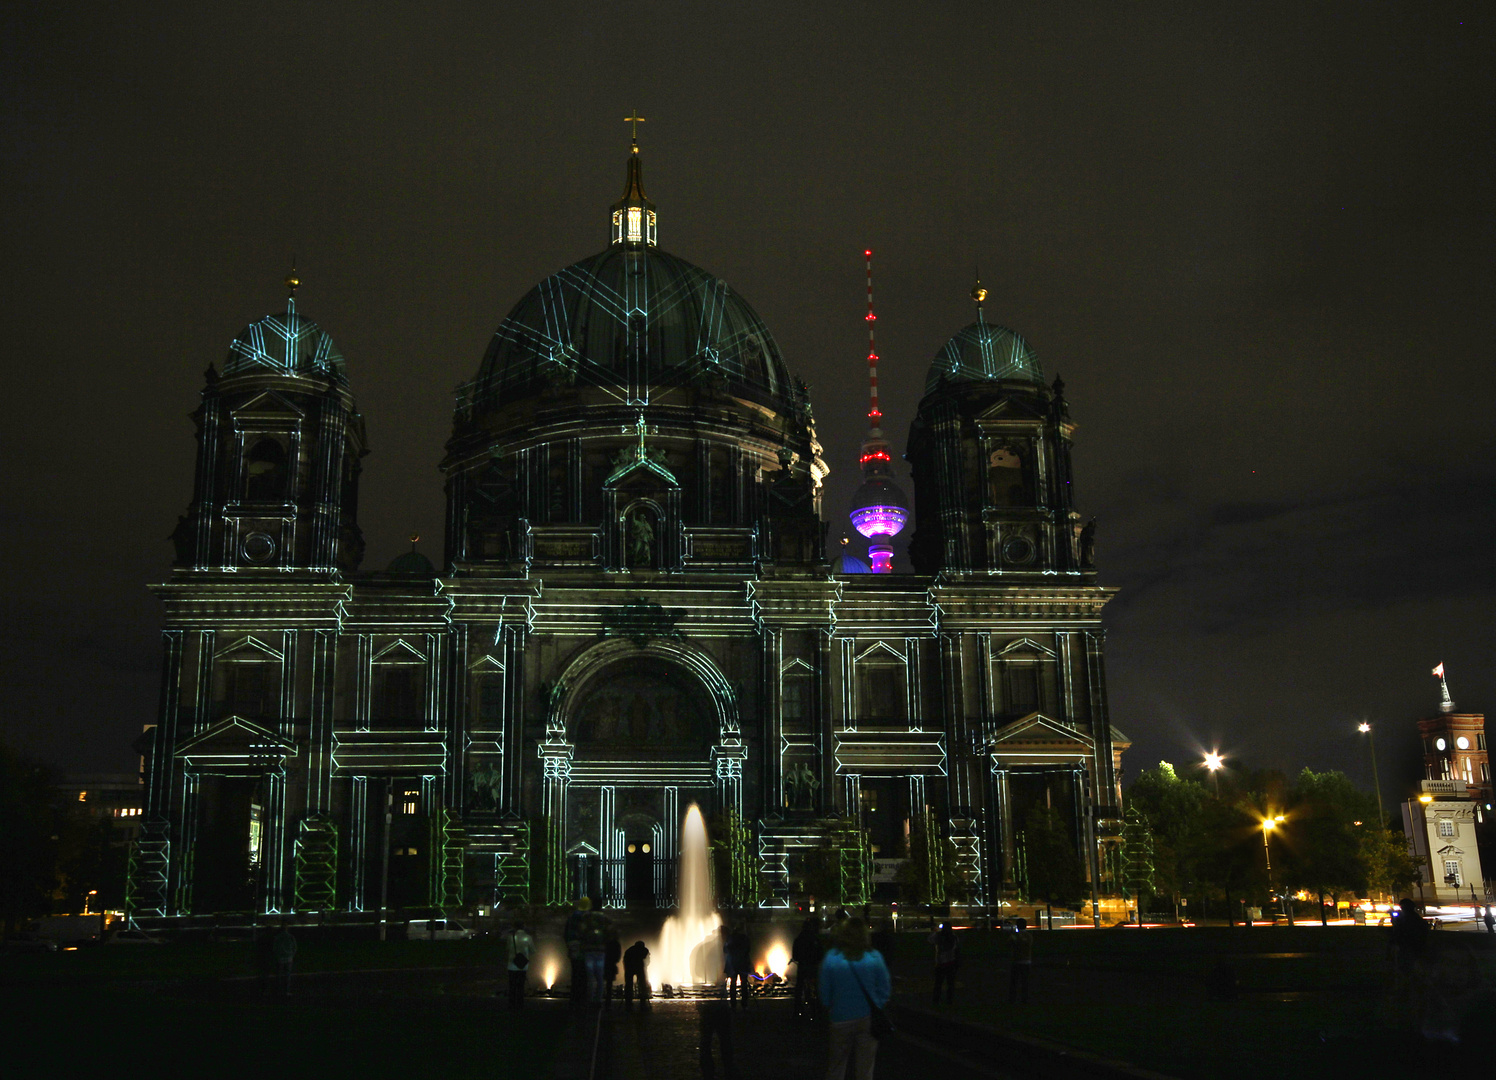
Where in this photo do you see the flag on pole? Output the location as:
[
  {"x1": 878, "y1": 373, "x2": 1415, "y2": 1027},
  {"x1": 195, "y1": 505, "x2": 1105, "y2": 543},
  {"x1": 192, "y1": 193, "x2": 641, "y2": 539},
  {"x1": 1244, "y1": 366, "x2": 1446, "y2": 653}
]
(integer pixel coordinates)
[{"x1": 1433, "y1": 663, "x2": 1445, "y2": 678}]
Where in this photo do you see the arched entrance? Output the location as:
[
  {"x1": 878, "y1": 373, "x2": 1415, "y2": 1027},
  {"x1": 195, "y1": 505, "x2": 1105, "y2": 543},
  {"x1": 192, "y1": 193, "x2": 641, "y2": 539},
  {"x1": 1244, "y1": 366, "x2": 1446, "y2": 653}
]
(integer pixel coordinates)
[{"x1": 542, "y1": 640, "x2": 743, "y2": 908}]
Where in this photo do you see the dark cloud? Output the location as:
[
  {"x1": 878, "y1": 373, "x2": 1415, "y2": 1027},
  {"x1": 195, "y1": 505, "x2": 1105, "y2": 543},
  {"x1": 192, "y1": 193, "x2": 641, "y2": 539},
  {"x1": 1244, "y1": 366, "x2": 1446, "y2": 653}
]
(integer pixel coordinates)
[{"x1": 1, "y1": 1, "x2": 1490, "y2": 790}]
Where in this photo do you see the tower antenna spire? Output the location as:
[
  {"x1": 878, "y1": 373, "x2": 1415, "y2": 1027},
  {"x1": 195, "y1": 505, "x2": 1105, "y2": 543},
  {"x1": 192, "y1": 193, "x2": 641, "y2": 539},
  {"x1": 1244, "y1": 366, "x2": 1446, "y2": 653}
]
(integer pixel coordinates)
[
  {"x1": 848, "y1": 247, "x2": 908, "y2": 573},
  {"x1": 865, "y1": 248, "x2": 880, "y2": 432}
]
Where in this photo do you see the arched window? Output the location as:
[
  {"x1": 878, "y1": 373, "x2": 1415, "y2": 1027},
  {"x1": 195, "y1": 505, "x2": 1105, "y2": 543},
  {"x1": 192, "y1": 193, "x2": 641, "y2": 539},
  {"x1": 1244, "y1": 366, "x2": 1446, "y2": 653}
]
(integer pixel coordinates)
[{"x1": 244, "y1": 438, "x2": 288, "y2": 502}]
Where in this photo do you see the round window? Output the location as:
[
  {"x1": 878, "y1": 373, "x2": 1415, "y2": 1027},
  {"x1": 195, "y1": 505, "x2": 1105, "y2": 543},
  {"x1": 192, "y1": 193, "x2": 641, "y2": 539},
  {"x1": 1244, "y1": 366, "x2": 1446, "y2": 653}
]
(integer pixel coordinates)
[
  {"x1": 1435, "y1": 738, "x2": 1447, "y2": 751},
  {"x1": 1002, "y1": 536, "x2": 1036, "y2": 566},
  {"x1": 1456, "y1": 736, "x2": 1469, "y2": 750},
  {"x1": 242, "y1": 532, "x2": 277, "y2": 564}
]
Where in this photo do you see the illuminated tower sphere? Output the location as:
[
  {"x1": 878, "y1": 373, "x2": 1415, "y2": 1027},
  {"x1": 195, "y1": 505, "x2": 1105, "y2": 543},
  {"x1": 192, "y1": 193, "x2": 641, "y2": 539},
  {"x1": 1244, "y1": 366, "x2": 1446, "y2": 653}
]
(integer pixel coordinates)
[{"x1": 848, "y1": 249, "x2": 908, "y2": 573}]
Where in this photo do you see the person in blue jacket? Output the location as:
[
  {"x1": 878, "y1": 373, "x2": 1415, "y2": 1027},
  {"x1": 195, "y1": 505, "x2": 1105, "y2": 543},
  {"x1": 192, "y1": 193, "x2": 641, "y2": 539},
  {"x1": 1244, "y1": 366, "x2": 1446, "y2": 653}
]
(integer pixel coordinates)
[{"x1": 818, "y1": 916, "x2": 891, "y2": 1080}]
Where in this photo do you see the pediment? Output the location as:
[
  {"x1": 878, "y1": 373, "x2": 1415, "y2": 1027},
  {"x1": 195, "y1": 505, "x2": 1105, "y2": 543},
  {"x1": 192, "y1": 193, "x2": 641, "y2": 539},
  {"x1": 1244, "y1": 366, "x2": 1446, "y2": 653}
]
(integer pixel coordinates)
[
  {"x1": 994, "y1": 637, "x2": 1057, "y2": 660},
  {"x1": 176, "y1": 715, "x2": 296, "y2": 758},
  {"x1": 468, "y1": 653, "x2": 505, "y2": 673},
  {"x1": 214, "y1": 634, "x2": 284, "y2": 662},
  {"x1": 988, "y1": 712, "x2": 1094, "y2": 752},
  {"x1": 373, "y1": 638, "x2": 428, "y2": 664},
  {"x1": 855, "y1": 640, "x2": 907, "y2": 665},
  {"x1": 606, "y1": 456, "x2": 679, "y2": 489},
  {"x1": 1435, "y1": 844, "x2": 1464, "y2": 856},
  {"x1": 565, "y1": 840, "x2": 600, "y2": 857},
  {"x1": 232, "y1": 389, "x2": 305, "y2": 420},
  {"x1": 782, "y1": 657, "x2": 815, "y2": 676},
  {"x1": 974, "y1": 397, "x2": 1045, "y2": 425}
]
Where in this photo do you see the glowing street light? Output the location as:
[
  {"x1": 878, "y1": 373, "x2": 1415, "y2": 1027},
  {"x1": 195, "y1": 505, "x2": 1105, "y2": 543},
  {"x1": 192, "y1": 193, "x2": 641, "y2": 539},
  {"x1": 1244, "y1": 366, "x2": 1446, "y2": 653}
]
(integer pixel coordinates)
[
  {"x1": 1203, "y1": 752, "x2": 1223, "y2": 796},
  {"x1": 1358, "y1": 721, "x2": 1385, "y2": 826}
]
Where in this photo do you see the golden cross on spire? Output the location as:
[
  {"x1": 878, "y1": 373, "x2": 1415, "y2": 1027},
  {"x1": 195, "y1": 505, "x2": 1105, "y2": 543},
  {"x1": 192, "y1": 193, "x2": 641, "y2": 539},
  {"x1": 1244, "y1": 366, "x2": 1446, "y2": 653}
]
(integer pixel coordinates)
[{"x1": 625, "y1": 112, "x2": 645, "y2": 149}]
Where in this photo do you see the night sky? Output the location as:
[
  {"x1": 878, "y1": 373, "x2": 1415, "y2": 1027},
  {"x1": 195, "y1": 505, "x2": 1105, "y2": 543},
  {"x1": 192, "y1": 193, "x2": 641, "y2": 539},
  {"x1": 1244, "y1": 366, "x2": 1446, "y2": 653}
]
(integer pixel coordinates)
[{"x1": 3, "y1": 3, "x2": 1491, "y2": 797}]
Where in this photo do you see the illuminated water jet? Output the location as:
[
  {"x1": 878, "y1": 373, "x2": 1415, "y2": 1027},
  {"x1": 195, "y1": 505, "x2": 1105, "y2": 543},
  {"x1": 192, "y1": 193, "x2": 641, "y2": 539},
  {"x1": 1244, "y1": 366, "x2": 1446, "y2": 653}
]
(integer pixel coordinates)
[{"x1": 656, "y1": 803, "x2": 721, "y2": 986}]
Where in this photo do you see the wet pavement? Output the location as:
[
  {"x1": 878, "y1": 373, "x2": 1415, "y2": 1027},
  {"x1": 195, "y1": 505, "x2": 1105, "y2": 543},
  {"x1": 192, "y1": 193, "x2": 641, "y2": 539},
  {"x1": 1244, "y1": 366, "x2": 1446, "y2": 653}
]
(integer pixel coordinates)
[{"x1": 551, "y1": 996, "x2": 1016, "y2": 1079}]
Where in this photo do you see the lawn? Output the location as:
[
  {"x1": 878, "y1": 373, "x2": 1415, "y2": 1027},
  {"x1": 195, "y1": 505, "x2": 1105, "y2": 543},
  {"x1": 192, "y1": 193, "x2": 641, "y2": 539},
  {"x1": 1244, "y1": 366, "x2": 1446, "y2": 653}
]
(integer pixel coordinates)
[{"x1": 888, "y1": 925, "x2": 1495, "y2": 1076}]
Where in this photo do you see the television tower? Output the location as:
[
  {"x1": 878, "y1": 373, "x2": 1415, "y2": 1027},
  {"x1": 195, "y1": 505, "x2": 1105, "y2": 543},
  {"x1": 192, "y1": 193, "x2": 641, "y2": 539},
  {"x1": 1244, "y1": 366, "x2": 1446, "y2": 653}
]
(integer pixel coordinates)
[{"x1": 848, "y1": 249, "x2": 909, "y2": 572}]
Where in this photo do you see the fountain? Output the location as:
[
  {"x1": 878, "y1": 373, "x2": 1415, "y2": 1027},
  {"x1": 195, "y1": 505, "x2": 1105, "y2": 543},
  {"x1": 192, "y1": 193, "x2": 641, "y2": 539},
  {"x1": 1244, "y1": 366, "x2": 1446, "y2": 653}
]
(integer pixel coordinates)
[{"x1": 655, "y1": 803, "x2": 722, "y2": 987}]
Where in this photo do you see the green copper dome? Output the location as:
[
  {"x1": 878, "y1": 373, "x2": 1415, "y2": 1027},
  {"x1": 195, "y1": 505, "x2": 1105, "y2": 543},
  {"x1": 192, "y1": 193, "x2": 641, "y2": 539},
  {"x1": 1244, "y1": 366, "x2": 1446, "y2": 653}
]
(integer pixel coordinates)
[
  {"x1": 225, "y1": 300, "x2": 346, "y2": 381},
  {"x1": 924, "y1": 319, "x2": 1042, "y2": 396},
  {"x1": 467, "y1": 246, "x2": 792, "y2": 412}
]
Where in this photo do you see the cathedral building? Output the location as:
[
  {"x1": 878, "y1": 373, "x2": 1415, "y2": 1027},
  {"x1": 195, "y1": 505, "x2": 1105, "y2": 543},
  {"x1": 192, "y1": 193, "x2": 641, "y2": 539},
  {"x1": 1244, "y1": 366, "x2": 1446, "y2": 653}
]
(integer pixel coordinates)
[{"x1": 132, "y1": 141, "x2": 1127, "y2": 922}]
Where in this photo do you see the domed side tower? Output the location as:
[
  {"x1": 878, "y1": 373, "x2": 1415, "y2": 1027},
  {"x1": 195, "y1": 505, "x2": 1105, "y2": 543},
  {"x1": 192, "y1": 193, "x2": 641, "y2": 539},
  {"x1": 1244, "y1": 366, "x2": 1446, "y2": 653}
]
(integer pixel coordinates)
[
  {"x1": 171, "y1": 274, "x2": 368, "y2": 574},
  {"x1": 905, "y1": 283, "x2": 1086, "y2": 576},
  {"x1": 442, "y1": 141, "x2": 826, "y2": 575}
]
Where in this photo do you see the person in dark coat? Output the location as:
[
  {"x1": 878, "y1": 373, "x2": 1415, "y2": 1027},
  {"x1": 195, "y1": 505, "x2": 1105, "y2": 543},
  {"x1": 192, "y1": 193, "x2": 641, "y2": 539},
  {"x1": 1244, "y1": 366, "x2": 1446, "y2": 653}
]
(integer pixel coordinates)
[
  {"x1": 929, "y1": 922, "x2": 958, "y2": 1005},
  {"x1": 272, "y1": 921, "x2": 297, "y2": 997},
  {"x1": 623, "y1": 939, "x2": 651, "y2": 1008},
  {"x1": 791, "y1": 915, "x2": 824, "y2": 1018},
  {"x1": 725, "y1": 923, "x2": 752, "y2": 1008},
  {"x1": 604, "y1": 929, "x2": 622, "y2": 1007}
]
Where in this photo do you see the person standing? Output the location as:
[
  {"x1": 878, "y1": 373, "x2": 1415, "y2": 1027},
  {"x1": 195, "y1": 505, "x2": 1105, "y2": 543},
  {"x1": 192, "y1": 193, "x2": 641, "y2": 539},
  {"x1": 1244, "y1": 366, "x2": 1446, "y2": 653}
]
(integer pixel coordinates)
[
  {"x1": 564, "y1": 898, "x2": 588, "y2": 1009},
  {"x1": 506, "y1": 919, "x2": 535, "y2": 1010},
  {"x1": 819, "y1": 917, "x2": 891, "y2": 1080},
  {"x1": 604, "y1": 927, "x2": 622, "y2": 1008},
  {"x1": 1008, "y1": 918, "x2": 1032, "y2": 1004},
  {"x1": 791, "y1": 915, "x2": 824, "y2": 1018},
  {"x1": 580, "y1": 901, "x2": 613, "y2": 1006},
  {"x1": 725, "y1": 923, "x2": 752, "y2": 1008},
  {"x1": 272, "y1": 921, "x2": 297, "y2": 998},
  {"x1": 697, "y1": 997, "x2": 738, "y2": 1080},
  {"x1": 1484, "y1": 906, "x2": 1495, "y2": 935},
  {"x1": 929, "y1": 922, "x2": 958, "y2": 1005},
  {"x1": 623, "y1": 939, "x2": 651, "y2": 1008}
]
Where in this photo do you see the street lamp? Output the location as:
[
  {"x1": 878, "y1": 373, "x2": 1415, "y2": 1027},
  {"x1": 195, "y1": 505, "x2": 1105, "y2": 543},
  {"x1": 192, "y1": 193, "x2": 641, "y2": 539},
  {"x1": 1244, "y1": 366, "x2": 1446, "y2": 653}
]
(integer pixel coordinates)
[
  {"x1": 1203, "y1": 752, "x2": 1223, "y2": 796},
  {"x1": 1261, "y1": 815, "x2": 1285, "y2": 923},
  {"x1": 1358, "y1": 722, "x2": 1385, "y2": 826}
]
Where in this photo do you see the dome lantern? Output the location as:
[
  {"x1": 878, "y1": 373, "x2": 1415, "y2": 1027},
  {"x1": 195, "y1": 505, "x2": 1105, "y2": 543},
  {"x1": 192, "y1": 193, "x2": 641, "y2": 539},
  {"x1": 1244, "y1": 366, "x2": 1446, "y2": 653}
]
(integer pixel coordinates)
[{"x1": 611, "y1": 116, "x2": 657, "y2": 248}]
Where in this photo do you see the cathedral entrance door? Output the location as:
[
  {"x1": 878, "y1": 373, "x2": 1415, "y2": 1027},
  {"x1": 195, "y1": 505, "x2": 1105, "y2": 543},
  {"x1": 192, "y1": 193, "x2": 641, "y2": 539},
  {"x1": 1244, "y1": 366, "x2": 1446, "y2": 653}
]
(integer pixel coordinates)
[{"x1": 625, "y1": 843, "x2": 654, "y2": 906}]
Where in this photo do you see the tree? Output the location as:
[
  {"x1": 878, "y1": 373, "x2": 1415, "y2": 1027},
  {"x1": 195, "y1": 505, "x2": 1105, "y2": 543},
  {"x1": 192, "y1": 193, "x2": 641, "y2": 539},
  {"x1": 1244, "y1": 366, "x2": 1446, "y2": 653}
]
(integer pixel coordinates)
[
  {"x1": 0, "y1": 743, "x2": 61, "y2": 934},
  {"x1": 1359, "y1": 825, "x2": 1424, "y2": 902},
  {"x1": 1126, "y1": 761, "x2": 1209, "y2": 917},
  {"x1": 1282, "y1": 769, "x2": 1375, "y2": 924},
  {"x1": 1021, "y1": 805, "x2": 1084, "y2": 923}
]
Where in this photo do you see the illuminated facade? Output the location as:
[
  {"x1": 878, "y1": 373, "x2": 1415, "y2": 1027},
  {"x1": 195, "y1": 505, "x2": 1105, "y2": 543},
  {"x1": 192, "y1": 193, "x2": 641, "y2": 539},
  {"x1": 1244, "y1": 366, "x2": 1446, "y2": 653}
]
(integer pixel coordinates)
[{"x1": 133, "y1": 147, "x2": 1124, "y2": 922}]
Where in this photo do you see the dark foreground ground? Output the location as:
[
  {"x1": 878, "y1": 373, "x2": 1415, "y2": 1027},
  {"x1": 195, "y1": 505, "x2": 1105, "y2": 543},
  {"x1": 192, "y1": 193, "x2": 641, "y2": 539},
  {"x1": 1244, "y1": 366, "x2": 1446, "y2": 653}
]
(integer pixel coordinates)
[{"x1": 4, "y1": 924, "x2": 1491, "y2": 1078}]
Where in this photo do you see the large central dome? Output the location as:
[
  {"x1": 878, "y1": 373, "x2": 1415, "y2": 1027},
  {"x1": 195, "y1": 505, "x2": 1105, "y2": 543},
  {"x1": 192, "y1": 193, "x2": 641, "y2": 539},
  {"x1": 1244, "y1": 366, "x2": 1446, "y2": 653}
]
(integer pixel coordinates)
[{"x1": 466, "y1": 246, "x2": 793, "y2": 412}]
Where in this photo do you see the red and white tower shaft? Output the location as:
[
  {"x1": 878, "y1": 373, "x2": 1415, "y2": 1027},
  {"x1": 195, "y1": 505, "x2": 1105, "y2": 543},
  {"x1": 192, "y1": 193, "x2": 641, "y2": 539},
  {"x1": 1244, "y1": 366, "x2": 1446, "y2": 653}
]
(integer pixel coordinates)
[{"x1": 866, "y1": 248, "x2": 880, "y2": 431}]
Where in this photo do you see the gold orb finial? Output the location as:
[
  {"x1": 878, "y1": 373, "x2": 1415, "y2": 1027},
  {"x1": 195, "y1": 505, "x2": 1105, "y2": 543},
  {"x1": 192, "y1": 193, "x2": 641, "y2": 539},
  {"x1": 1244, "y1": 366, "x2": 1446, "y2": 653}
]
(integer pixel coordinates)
[
  {"x1": 409, "y1": 533, "x2": 420, "y2": 546},
  {"x1": 970, "y1": 282, "x2": 988, "y2": 304},
  {"x1": 285, "y1": 261, "x2": 300, "y2": 297}
]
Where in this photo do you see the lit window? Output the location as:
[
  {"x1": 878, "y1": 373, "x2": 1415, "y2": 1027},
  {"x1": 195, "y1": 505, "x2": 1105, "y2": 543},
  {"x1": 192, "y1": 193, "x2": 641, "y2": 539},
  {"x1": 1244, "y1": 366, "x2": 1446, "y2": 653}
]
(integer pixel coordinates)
[
  {"x1": 641, "y1": 843, "x2": 650, "y2": 854},
  {"x1": 402, "y1": 790, "x2": 419, "y2": 815},
  {"x1": 1438, "y1": 818, "x2": 1454, "y2": 837},
  {"x1": 627, "y1": 207, "x2": 642, "y2": 242},
  {"x1": 1443, "y1": 860, "x2": 1462, "y2": 886},
  {"x1": 78, "y1": 791, "x2": 87, "y2": 802},
  {"x1": 248, "y1": 804, "x2": 263, "y2": 866}
]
